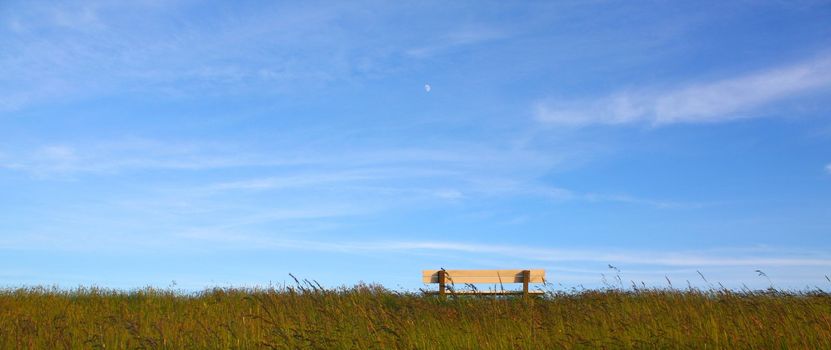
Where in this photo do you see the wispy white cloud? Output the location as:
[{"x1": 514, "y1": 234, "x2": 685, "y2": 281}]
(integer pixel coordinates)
[
  {"x1": 170, "y1": 235, "x2": 831, "y2": 268},
  {"x1": 0, "y1": 3, "x2": 378, "y2": 111},
  {"x1": 210, "y1": 173, "x2": 380, "y2": 191},
  {"x1": 826, "y1": 163, "x2": 831, "y2": 174},
  {"x1": 3, "y1": 231, "x2": 826, "y2": 288},
  {"x1": 535, "y1": 54, "x2": 831, "y2": 126},
  {"x1": 208, "y1": 167, "x2": 459, "y2": 192},
  {"x1": 0, "y1": 141, "x2": 261, "y2": 176},
  {"x1": 406, "y1": 27, "x2": 507, "y2": 58},
  {"x1": 206, "y1": 172, "x2": 693, "y2": 209},
  {"x1": 49, "y1": 4, "x2": 105, "y2": 31},
  {"x1": 538, "y1": 187, "x2": 699, "y2": 208},
  {"x1": 0, "y1": 139, "x2": 691, "y2": 210},
  {"x1": 0, "y1": 3, "x2": 516, "y2": 112},
  {"x1": 0, "y1": 140, "x2": 502, "y2": 176},
  {"x1": 361, "y1": 241, "x2": 831, "y2": 267}
]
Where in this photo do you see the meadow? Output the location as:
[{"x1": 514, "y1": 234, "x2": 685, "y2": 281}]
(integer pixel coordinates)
[{"x1": 1, "y1": 279, "x2": 830, "y2": 349}]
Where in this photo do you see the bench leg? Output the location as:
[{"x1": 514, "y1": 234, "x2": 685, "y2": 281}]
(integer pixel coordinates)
[{"x1": 439, "y1": 270, "x2": 446, "y2": 298}]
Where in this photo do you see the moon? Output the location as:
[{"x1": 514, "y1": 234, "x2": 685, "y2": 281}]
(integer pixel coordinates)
[{"x1": 424, "y1": 84, "x2": 432, "y2": 92}]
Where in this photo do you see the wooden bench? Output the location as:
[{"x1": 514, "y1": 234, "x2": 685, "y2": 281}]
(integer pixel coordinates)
[{"x1": 422, "y1": 269, "x2": 546, "y2": 297}]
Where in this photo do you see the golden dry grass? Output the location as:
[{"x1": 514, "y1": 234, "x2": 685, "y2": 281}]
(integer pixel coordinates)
[{"x1": 1, "y1": 282, "x2": 829, "y2": 349}]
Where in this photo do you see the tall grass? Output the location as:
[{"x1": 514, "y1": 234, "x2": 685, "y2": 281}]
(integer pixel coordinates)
[{"x1": 1, "y1": 282, "x2": 829, "y2": 349}]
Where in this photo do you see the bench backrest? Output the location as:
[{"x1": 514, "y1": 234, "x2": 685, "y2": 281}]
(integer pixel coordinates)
[{"x1": 422, "y1": 269, "x2": 545, "y2": 284}]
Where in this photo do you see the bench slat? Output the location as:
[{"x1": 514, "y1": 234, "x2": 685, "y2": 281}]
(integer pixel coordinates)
[
  {"x1": 422, "y1": 269, "x2": 545, "y2": 283},
  {"x1": 421, "y1": 269, "x2": 545, "y2": 278}
]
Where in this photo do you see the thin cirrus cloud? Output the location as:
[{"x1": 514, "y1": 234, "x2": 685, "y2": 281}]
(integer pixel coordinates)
[
  {"x1": 171, "y1": 234, "x2": 831, "y2": 268},
  {"x1": 0, "y1": 144, "x2": 264, "y2": 176},
  {"x1": 0, "y1": 140, "x2": 691, "y2": 209},
  {"x1": 351, "y1": 241, "x2": 831, "y2": 267},
  {"x1": 535, "y1": 54, "x2": 831, "y2": 126},
  {"x1": 406, "y1": 27, "x2": 507, "y2": 58}
]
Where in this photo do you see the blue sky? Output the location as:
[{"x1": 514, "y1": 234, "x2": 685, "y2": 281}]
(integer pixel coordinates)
[{"x1": 1, "y1": 1, "x2": 830, "y2": 291}]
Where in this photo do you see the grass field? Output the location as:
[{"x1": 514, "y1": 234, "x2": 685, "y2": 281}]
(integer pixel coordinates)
[{"x1": 1, "y1": 280, "x2": 830, "y2": 349}]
